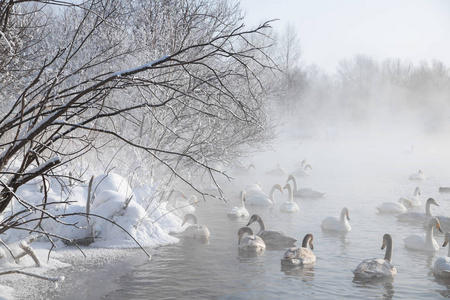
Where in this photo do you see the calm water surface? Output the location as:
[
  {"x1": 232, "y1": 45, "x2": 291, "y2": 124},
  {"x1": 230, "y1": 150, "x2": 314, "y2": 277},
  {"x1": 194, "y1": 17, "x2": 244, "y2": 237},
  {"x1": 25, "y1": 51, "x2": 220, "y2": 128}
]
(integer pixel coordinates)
[{"x1": 55, "y1": 135, "x2": 450, "y2": 299}]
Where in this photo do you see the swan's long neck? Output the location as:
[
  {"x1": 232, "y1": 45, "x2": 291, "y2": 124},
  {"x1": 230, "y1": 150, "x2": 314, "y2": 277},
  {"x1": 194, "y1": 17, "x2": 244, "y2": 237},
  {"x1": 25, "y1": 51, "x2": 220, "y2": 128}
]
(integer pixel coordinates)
[
  {"x1": 257, "y1": 217, "x2": 266, "y2": 232},
  {"x1": 183, "y1": 214, "x2": 198, "y2": 225},
  {"x1": 240, "y1": 191, "x2": 245, "y2": 207},
  {"x1": 288, "y1": 176, "x2": 298, "y2": 192},
  {"x1": 302, "y1": 234, "x2": 312, "y2": 248},
  {"x1": 384, "y1": 236, "x2": 393, "y2": 263},
  {"x1": 447, "y1": 243, "x2": 450, "y2": 257},
  {"x1": 425, "y1": 201, "x2": 433, "y2": 217},
  {"x1": 269, "y1": 185, "x2": 279, "y2": 203},
  {"x1": 414, "y1": 187, "x2": 420, "y2": 197},
  {"x1": 426, "y1": 222, "x2": 434, "y2": 245},
  {"x1": 340, "y1": 210, "x2": 347, "y2": 223},
  {"x1": 286, "y1": 185, "x2": 293, "y2": 203}
]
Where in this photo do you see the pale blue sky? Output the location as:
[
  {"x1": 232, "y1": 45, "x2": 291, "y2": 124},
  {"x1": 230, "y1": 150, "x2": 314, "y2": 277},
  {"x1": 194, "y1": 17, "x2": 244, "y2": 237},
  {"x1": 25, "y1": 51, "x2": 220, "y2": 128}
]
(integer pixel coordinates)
[{"x1": 240, "y1": 0, "x2": 450, "y2": 73}]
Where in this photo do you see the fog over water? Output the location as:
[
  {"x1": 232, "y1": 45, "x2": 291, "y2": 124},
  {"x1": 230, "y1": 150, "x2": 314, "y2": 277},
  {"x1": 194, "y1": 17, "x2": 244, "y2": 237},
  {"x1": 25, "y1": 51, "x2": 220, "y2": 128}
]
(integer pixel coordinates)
[{"x1": 43, "y1": 105, "x2": 450, "y2": 299}]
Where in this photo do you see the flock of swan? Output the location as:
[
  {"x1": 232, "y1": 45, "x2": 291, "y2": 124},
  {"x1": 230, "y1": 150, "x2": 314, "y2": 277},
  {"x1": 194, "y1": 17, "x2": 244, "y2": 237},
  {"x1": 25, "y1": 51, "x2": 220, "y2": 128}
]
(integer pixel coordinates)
[{"x1": 178, "y1": 163, "x2": 450, "y2": 280}]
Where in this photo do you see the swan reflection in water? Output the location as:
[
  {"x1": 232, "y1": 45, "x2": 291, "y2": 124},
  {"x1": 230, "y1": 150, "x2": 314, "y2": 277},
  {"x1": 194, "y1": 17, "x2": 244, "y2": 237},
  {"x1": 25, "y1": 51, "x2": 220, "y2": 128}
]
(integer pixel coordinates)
[
  {"x1": 352, "y1": 276, "x2": 395, "y2": 300},
  {"x1": 281, "y1": 263, "x2": 315, "y2": 278},
  {"x1": 433, "y1": 275, "x2": 450, "y2": 298}
]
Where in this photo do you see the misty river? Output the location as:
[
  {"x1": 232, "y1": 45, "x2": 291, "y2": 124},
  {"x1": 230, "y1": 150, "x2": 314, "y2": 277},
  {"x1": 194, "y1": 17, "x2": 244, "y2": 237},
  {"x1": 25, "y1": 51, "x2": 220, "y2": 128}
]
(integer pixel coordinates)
[{"x1": 44, "y1": 131, "x2": 450, "y2": 299}]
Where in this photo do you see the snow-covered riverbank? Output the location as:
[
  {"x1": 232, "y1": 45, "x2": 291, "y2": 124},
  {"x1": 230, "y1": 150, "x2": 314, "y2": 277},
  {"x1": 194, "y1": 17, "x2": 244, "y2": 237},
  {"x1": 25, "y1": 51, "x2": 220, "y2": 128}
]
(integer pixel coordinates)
[{"x1": 0, "y1": 172, "x2": 191, "y2": 299}]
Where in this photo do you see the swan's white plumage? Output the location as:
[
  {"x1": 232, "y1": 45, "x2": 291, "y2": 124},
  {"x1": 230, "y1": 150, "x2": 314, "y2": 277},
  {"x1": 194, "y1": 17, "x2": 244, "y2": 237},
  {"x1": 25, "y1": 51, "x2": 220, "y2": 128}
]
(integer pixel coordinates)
[
  {"x1": 409, "y1": 169, "x2": 426, "y2": 180},
  {"x1": 280, "y1": 183, "x2": 299, "y2": 213},
  {"x1": 321, "y1": 207, "x2": 351, "y2": 232},
  {"x1": 243, "y1": 182, "x2": 264, "y2": 198},
  {"x1": 166, "y1": 190, "x2": 197, "y2": 217},
  {"x1": 237, "y1": 227, "x2": 266, "y2": 253},
  {"x1": 246, "y1": 214, "x2": 297, "y2": 246},
  {"x1": 434, "y1": 232, "x2": 450, "y2": 277},
  {"x1": 281, "y1": 234, "x2": 315, "y2": 266},
  {"x1": 376, "y1": 198, "x2": 413, "y2": 214},
  {"x1": 182, "y1": 214, "x2": 210, "y2": 240},
  {"x1": 286, "y1": 174, "x2": 325, "y2": 198},
  {"x1": 176, "y1": 195, "x2": 198, "y2": 215},
  {"x1": 353, "y1": 234, "x2": 397, "y2": 278},
  {"x1": 292, "y1": 163, "x2": 312, "y2": 177},
  {"x1": 228, "y1": 190, "x2": 249, "y2": 218},
  {"x1": 409, "y1": 187, "x2": 422, "y2": 206},
  {"x1": 245, "y1": 184, "x2": 282, "y2": 206},
  {"x1": 404, "y1": 217, "x2": 442, "y2": 252},
  {"x1": 396, "y1": 198, "x2": 439, "y2": 223}
]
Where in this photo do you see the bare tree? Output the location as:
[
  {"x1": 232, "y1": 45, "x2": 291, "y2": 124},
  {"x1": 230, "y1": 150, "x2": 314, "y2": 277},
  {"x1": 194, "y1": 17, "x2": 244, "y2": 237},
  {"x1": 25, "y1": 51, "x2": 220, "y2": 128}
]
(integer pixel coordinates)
[
  {"x1": 0, "y1": 0, "x2": 277, "y2": 242},
  {"x1": 268, "y1": 22, "x2": 306, "y2": 114}
]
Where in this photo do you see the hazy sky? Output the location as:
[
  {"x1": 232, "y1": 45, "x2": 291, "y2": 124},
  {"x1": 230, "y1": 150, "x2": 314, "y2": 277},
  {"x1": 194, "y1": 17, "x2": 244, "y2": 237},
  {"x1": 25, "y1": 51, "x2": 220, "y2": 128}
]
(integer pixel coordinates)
[{"x1": 240, "y1": 0, "x2": 450, "y2": 73}]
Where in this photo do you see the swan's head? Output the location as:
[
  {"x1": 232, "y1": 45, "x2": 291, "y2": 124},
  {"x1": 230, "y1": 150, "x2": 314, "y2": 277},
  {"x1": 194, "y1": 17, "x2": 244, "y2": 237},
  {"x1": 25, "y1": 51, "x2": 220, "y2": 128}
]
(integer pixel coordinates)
[
  {"x1": 427, "y1": 198, "x2": 439, "y2": 207},
  {"x1": 381, "y1": 233, "x2": 392, "y2": 250},
  {"x1": 428, "y1": 217, "x2": 443, "y2": 233},
  {"x1": 302, "y1": 233, "x2": 314, "y2": 250},
  {"x1": 188, "y1": 195, "x2": 199, "y2": 206},
  {"x1": 274, "y1": 184, "x2": 283, "y2": 193},
  {"x1": 282, "y1": 183, "x2": 292, "y2": 192},
  {"x1": 182, "y1": 213, "x2": 198, "y2": 226},
  {"x1": 415, "y1": 186, "x2": 421, "y2": 195},
  {"x1": 237, "y1": 226, "x2": 254, "y2": 245},
  {"x1": 443, "y1": 232, "x2": 450, "y2": 247},
  {"x1": 418, "y1": 169, "x2": 424, "y2": 174},
  {"x1": 286, "y1": 174, "x2": 295, "y2": 183},
  {"x1": 246, "y1": 214, "x2": 261, "y2": 226},
  {"x1": 341, "y1": 207, "x2": 350, "y2": 220},
  {"x1": 175, "y1": 190, "x2": 187, "y2": 199}
]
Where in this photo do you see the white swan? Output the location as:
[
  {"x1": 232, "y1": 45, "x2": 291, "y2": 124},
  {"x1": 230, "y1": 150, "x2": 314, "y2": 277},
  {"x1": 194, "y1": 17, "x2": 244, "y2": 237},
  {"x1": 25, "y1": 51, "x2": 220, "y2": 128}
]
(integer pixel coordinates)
[
  {"x1": 321, "y1": 207, "x2": 351, "y2": 232},
  {"x1": 409, "y1": 169, "x2": 426, "y2": 180},
  {"x1": 246, "y1": 214, "x2": 297, "y2": 246},
  {"x1": 265, "y1": 163, "x2": 287, "y2": 176},
  {"x1": 353, "y1": 234, "x2": 397, "y2": 278},
  {"x1": 280, "y1": 183, "x2": 300, "y2": 213},
  {"x1": 281, "y1": 233, "x2": 316, "y2": 266},
  {"x1": 166, "y1": 190, "x2": 198, "y2": 217},
  {"x1": 396, "y1": 198, "x2": 439, "y2": 223},
  {"x1": 404, "y1": 217, "x2": 442, "y2": 252},
  {"x1": 228, "y1": 190, "x2": 250, "y2": 218},
  {"x1": 292, "y1": 164, "x2": 312, "y2": 177},
  {"x1": 409, "y1": 186, "x2": 422, "y2": 206},
  {"x1": 182, "y1": 214, "x2": 210, "y2": 240},
  {"x1": 245, "y1": 184, "x2": 283, "y2": 206},
  {"x1": 243, "y1": 182, "x2": 264, "y2": 198},
  {"x1": 376, "y1": 198, "x2": 413, "y2": 215},
  {"x1": 434, "y1": 232, "x2": 450, "y2": 277},
  {"x1": 237, "y1": 226, "x2": 266, "y2": 254},
  {"x1": 176, "y1": 195, "x2": 199, "y2": 216},
  {"x1": 286, "y1": 174, "x2": 325, "y2": 198}
]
